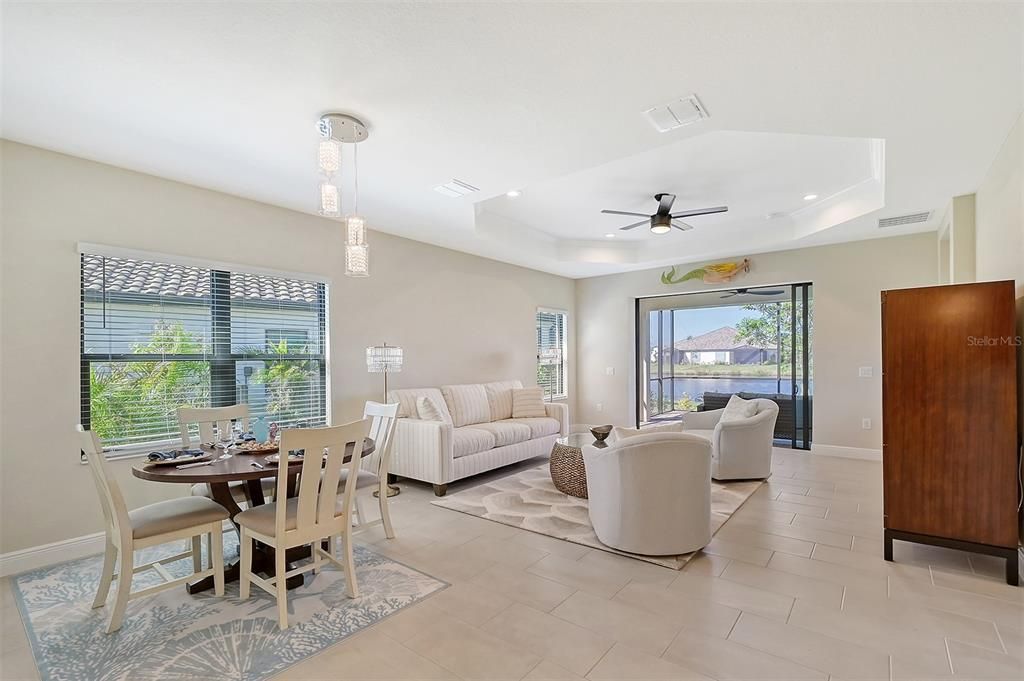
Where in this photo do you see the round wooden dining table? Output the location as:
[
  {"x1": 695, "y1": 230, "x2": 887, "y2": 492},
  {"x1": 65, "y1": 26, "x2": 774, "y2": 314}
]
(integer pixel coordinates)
[{"x1": 132, "y1": 438, "x2": 375, "y2": 594}]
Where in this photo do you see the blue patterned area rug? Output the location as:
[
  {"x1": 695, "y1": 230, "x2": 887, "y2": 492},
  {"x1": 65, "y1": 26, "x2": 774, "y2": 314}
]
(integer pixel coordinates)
[{"x1": 11, "y1": 533, "x2": 446, "y2": 681}]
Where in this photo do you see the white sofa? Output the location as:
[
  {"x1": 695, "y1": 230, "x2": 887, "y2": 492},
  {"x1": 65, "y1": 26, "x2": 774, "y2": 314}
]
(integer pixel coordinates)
[
  {"x1": 682, "y1": 398, "x2": 779, "y2": 480},
  {"x1": 387, "y1": 381, "x2": 568, "y2": 495},
  {"x1": 584, "y1": 432, "x2": 712, "y2": 555}
]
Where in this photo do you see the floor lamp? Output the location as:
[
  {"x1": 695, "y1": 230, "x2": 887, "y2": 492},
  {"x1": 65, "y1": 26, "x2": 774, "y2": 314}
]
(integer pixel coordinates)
[{"x1": 367, "y1": 342, "x2": 403, "y2": 497}]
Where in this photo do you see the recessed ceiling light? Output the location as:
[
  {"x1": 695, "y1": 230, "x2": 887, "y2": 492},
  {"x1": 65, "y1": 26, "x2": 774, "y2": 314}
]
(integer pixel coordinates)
[
  {"x1": 505, "y1": 190, "x2": 521, "y2": 198},
  {"x1": 803, "y1": 194, "x2": 818, "y2": 201},
  {"x1": 604, "y1": 233, "x2": 616, "y2": 238}
]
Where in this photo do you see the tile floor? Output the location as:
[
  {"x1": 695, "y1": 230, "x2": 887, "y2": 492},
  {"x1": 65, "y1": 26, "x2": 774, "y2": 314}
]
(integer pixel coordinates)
[{"x1": 1, "y1": 449, "x2": 1022, "y2": 680}]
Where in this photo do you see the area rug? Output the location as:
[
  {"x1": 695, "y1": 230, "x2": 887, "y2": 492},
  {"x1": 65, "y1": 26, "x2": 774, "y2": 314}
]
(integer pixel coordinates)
[
  {"x1": 432, "y1": 464, "x2": 762, "y2": 569},
  {"x1": 11, "y1": 533, "x2": 446, "y2": 681}
]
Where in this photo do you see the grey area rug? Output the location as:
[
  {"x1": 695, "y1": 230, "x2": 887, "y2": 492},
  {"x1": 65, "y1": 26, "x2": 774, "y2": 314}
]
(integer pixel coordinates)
[
  {"x1": 432, "y1": 464, "x2": 762, "y2": 569},
  {"x1": 11, "y1": 534, "x2": 446, "y2": 681}
]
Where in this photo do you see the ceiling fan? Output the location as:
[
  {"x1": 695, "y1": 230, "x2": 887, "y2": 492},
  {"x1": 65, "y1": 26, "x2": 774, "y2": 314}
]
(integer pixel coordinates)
[
  {"x1": 601, "y1": 193, "x2": 728, "y2": 234},
  {"x1": 720, "y1": 287, "x2": 785, "y2": 299}
]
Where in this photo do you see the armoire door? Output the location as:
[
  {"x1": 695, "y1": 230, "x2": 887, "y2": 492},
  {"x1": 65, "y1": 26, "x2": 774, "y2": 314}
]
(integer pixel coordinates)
[{"x1": 881, "y1": 281, "x2": 1018, "y2": 548}]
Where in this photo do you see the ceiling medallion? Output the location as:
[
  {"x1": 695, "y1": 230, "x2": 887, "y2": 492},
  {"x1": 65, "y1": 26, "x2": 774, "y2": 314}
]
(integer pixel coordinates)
[{"x1": 318, "y1": 113, "x2": 370, "y2": 277}]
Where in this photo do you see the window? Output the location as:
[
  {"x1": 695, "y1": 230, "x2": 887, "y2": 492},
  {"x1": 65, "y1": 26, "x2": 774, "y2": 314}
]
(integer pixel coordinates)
[
  {"x1": 81, "y1": 253, "x2": 328, "y2": 451},
  {"x1": 536, "y1": 308, "x2": 567, "y2": 400}
]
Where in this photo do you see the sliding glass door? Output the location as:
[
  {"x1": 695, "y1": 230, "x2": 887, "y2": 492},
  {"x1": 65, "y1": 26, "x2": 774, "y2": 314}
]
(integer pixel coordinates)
[{"x1": 636, "y1": 283, "x2": 813, "y2": 449}]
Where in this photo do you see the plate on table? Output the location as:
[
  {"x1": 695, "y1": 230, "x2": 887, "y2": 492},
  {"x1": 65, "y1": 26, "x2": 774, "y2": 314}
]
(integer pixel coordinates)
[
  {"x1": 235, "y1": 441, "x2": 279, "y2": 455},
  {"x1": 145, "y1": 451, "x2": 212, "y2": 467},
  {"x1": 265, "y1": 451, "x2": 303, "y2": 465}
]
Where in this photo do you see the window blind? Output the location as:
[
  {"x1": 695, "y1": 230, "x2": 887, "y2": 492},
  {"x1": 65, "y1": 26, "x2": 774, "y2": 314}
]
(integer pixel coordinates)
[
  {"x1": 81, "y1": 253, "x2": 328, "y2": 450},
  {"x1": 536, "y1": 309, "x2": 567, "y2": 399}
]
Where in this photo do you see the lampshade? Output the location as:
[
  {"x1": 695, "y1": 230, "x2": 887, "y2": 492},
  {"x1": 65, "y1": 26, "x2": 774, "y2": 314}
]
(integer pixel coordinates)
[
  {"x1": 367, "y1": 344, "x2": 403, "y2": 373},
  {"x1": 346, "y1": 214, "x2": 367, "y2": 245},
  {"x1": 538, "y1": 347, "x2": 563, "y2": 365}
]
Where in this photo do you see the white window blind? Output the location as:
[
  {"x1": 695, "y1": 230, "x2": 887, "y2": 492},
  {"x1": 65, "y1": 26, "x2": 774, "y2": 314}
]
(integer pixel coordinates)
[
  {"x1": 536, "y1": 309, "x2": 567, "y2": 399},
  {"x1": 81, "y1": 253, "x2": 328, "y2": 450}
]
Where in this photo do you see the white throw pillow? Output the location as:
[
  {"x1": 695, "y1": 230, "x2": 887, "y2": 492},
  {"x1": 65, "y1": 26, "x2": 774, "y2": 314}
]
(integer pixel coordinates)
[
  {"x1": 511, "y1": 387, "x2": 547, "y2": 419},
  {"x1": 441, "y1": 384, "x2": 491, "y2": 427},
  {"x1": 721, "y1": 395, "x2": 759, "y2": 423},
  {"x1": 416, "y1": 395, "x2": 453, "y2": 425},
  {"x1": 610, "y1": 422, "x2": 683, "y2": 443}
]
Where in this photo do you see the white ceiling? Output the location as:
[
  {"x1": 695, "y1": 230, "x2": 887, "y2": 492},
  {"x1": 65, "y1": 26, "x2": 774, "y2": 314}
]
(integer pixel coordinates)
[{"x1": 3, "y1": 2, "x2": 1021, "y2": 278}]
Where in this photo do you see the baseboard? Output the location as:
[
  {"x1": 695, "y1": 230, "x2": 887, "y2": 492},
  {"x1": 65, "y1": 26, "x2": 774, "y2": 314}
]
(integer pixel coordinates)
[
  {"x1": 811, "y1": 443, "x2": 882, "y2": 461},
  {"x1": 0, "y1": 532, "x2": 106, "y2": 577}
]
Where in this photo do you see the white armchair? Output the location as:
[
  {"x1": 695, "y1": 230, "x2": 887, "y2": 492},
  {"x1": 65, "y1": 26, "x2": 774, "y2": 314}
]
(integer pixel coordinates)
[
  {"x1": 583, "y1": 432, "x2": 712, "y2": 556},
  {"x1": 682, "y1": 399, "x2": 779, "y2": 480}
]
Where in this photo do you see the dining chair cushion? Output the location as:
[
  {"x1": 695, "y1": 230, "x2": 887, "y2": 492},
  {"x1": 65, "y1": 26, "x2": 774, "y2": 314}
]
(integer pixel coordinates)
[
  {"x1": 320, "y1": 468, "x2": 379, "y2": 491},
  {"x1": 128, "y1": 497, "x2": 229, "y2": 540},
  {"x1": 191, "y1": 478, "x2": 276, "y2": 503},
  {"x1": 235, "y1": 496, "x2": 349, "y2": 537}
]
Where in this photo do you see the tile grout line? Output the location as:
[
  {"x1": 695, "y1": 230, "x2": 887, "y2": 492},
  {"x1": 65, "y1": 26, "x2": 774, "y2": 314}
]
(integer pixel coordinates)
[{"x1": 943, "y1": 636, "x2": 955, "y2": 675}]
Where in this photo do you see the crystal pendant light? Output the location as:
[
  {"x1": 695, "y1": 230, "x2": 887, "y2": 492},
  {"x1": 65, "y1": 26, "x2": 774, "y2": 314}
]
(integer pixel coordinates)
[
  {"x1": 318, "y1": 112, "x2": 371, "y2": 277},
  {"x1": 345, "y1": 243, "x2": 369, "y2": 277},
  {"x1": 318, "y1": 182, "x2": 340, "y2": 217}
]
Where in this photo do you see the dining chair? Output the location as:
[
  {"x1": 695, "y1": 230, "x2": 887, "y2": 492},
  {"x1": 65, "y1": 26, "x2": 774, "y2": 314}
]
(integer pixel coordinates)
[
  {"x1": 78, "y1": 426, "x2": 228, "y2": 634},
  {"x1": 236, "y1": 419, "x2": 371, "y2": 629},
  {"x1": 178, "y1": 404, "x2": 274, "y2": 504},
  {"x1": 348, "y1": 401, "x2": 400, "y2": 539}
]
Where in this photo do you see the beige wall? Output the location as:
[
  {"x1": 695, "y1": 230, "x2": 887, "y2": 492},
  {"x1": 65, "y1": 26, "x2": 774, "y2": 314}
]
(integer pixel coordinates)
[
  {"x1": 575, "y1": 233, "x2": 938, "y2": 453},
  {"x1": 973, "y1": 110, "x2": 1023, "y2": 440},
  {"x1": 0, "y1": 141, "x2": 575, "y2": 553}
]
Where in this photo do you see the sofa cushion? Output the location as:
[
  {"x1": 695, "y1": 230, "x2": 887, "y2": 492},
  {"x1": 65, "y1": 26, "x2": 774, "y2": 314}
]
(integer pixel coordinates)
[
  {"x1": 681, "y1": 428, "x2": 715, "y2": 443},
  {"x1": 441, "y1": 384, "x2": 491, "y2": 427},
  {"x1": 509, "y1": 417, "x2": 561, "y2": 439},
  {"x1": 452, "y1": 427, "x2": 496, "y2": 458},
  {"x1": 483, "y1": 380, "x2": 524, "y2": 421},
  {"x1": 474, "y1": 420, "x2": 532, "y2": 447},
  {"x1": 721, "y1": 394, "x2": 759, "y2": 423},
  {"x1": 610, "y1": 422, "x2": 683, "y2": 443},
  {"x1": 511, "y1": 387, "x2": 546, "y2": 418},
  {"x1": 389, "y1": 387, "x2": 451, "y2": 421},
  {"x1": 416, "y1": 395, "x2": 453, "y2": 425}
]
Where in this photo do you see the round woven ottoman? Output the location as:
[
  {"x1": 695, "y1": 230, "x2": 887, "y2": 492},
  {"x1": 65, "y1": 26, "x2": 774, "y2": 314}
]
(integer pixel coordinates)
[{"x1": 549, "y1": 433, "x2": 605, "y2": 499}]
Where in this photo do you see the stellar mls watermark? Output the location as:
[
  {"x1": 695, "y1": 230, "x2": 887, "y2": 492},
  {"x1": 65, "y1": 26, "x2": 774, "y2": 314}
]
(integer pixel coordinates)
[{"x1": 967, "y1": 335, "x2": 1022, "y2": 346}]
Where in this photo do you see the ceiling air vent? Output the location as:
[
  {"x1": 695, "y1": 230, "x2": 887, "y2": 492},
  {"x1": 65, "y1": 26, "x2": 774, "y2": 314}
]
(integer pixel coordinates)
[
  {"x1": 878, "y1": 211, "x2": 931, "y2": 229},
  {"x1": 434, "y1": 179, "x2": 479, "y2": 198},
  {"x1": 644, "y1": 94, "x2": 709, "y2": 133}
]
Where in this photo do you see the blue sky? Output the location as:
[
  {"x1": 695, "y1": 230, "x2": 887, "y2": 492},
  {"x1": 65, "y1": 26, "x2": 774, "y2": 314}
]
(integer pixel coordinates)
[{"x1": 649, "y1": 305, "x2": 752, "y2": 343}]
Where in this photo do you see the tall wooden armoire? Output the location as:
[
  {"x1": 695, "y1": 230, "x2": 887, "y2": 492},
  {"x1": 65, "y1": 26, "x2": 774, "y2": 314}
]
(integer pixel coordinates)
[{"x1": 881, "y1": 280, "x2": 1020, "y2": 585}]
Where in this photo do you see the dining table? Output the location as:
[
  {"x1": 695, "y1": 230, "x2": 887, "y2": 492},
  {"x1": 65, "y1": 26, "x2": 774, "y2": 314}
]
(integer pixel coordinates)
[{"x1": 132, "y1": 437, "x2": 375, "y2": 594}]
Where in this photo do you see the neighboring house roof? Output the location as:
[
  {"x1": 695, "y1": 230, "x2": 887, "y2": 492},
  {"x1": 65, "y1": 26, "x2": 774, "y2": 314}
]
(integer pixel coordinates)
[
  {"x1": 82, "y1": 255, "x2": 320, "y2": 304},
  {"x1": 672, "y1": 326, "x2": 769, "y2": 352}
]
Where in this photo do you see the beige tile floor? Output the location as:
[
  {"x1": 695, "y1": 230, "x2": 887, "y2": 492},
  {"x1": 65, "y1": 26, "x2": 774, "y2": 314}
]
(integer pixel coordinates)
[{"x1": 1, "y1": 449, "x2": 1022, "y2": 680}]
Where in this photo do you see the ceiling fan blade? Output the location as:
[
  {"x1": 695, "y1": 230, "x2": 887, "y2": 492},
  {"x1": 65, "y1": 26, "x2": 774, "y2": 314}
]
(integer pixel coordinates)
[
  {"x1": 671, "y1": 221, "x2": 694, "y2": 231},
  {"x1": 656, "y1": 193, "x2": 676, "y2": 216},
  {"x1": 602, "y1": 209, "x2": 650, "y2": 217},
  {"x1": 748, "y1": 289, "x2": 785, "y2": 295},
  {"x1": 670, "y1": 205, "x2": 729, "y2": 219},
  {"x1": 720, "y1": 292, "x2": 738, "y2": 299},
  {"x1": 619, "y1": 219, "x2": 649, "y2": 231}
]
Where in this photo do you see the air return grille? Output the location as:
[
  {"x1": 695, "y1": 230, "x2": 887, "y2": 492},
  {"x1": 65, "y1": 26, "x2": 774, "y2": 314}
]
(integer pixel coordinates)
[{"x1": 878, "y1": 211, "x2": 931, "y2": 228}]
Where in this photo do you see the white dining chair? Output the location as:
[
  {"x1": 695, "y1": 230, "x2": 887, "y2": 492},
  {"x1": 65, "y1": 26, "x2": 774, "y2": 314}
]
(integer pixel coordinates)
[
  {"x1": 348, "y1": 401, "x2": 400, "y2": 539},
  {"x1": 236, "y1": 419, "x2": 371, "y2": 629},
  {"x1": 78, "y1": 426, "x2": 228, "y2": 633},
  {"x1": 178, "y1": 405, "x2": 274, "y2": 504}
]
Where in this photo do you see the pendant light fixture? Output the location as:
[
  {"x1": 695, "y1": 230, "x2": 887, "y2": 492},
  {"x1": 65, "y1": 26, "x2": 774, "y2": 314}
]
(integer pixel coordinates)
[{"x1": 318, "y1": 113, "x2": 370, "y2": 277}]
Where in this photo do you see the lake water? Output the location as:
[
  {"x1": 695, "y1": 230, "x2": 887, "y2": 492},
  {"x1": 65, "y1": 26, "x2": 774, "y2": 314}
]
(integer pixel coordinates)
[{"x1": 651, "y1": 377, "x2": 813, "y2": 403}]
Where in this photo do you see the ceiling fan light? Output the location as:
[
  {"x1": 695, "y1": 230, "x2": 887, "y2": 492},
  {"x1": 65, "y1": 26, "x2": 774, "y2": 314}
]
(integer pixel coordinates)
[{"x1": 650, "y1": 218, "x2": 672, "y2": 235}]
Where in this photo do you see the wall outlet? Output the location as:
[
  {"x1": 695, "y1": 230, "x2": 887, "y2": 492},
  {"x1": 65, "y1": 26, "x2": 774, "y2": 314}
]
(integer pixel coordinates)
[
  {"x1": 858, "y1": 366, "x2": 873, "y2": 378},
  {"x1": 861, "y1": 418, "x2": 872, "y2": 430},
  {"x1": 605, "y1": 367, "x2": 615, "y2": 376},
  {"x1": 596, "y1": 403, "x2": 603, "y2": 412}
]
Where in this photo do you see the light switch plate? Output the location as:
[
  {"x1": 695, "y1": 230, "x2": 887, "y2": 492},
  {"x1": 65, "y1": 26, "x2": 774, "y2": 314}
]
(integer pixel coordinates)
[
  {"x1": 605, "y1": 367, "x2": 615, "y2": 376},
  {"x1": 858, "y1": 366, "x2": 873, "y2": 378},
  {"x1": 862, "y1": 418, "x2": 872, "y2": 430}
]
